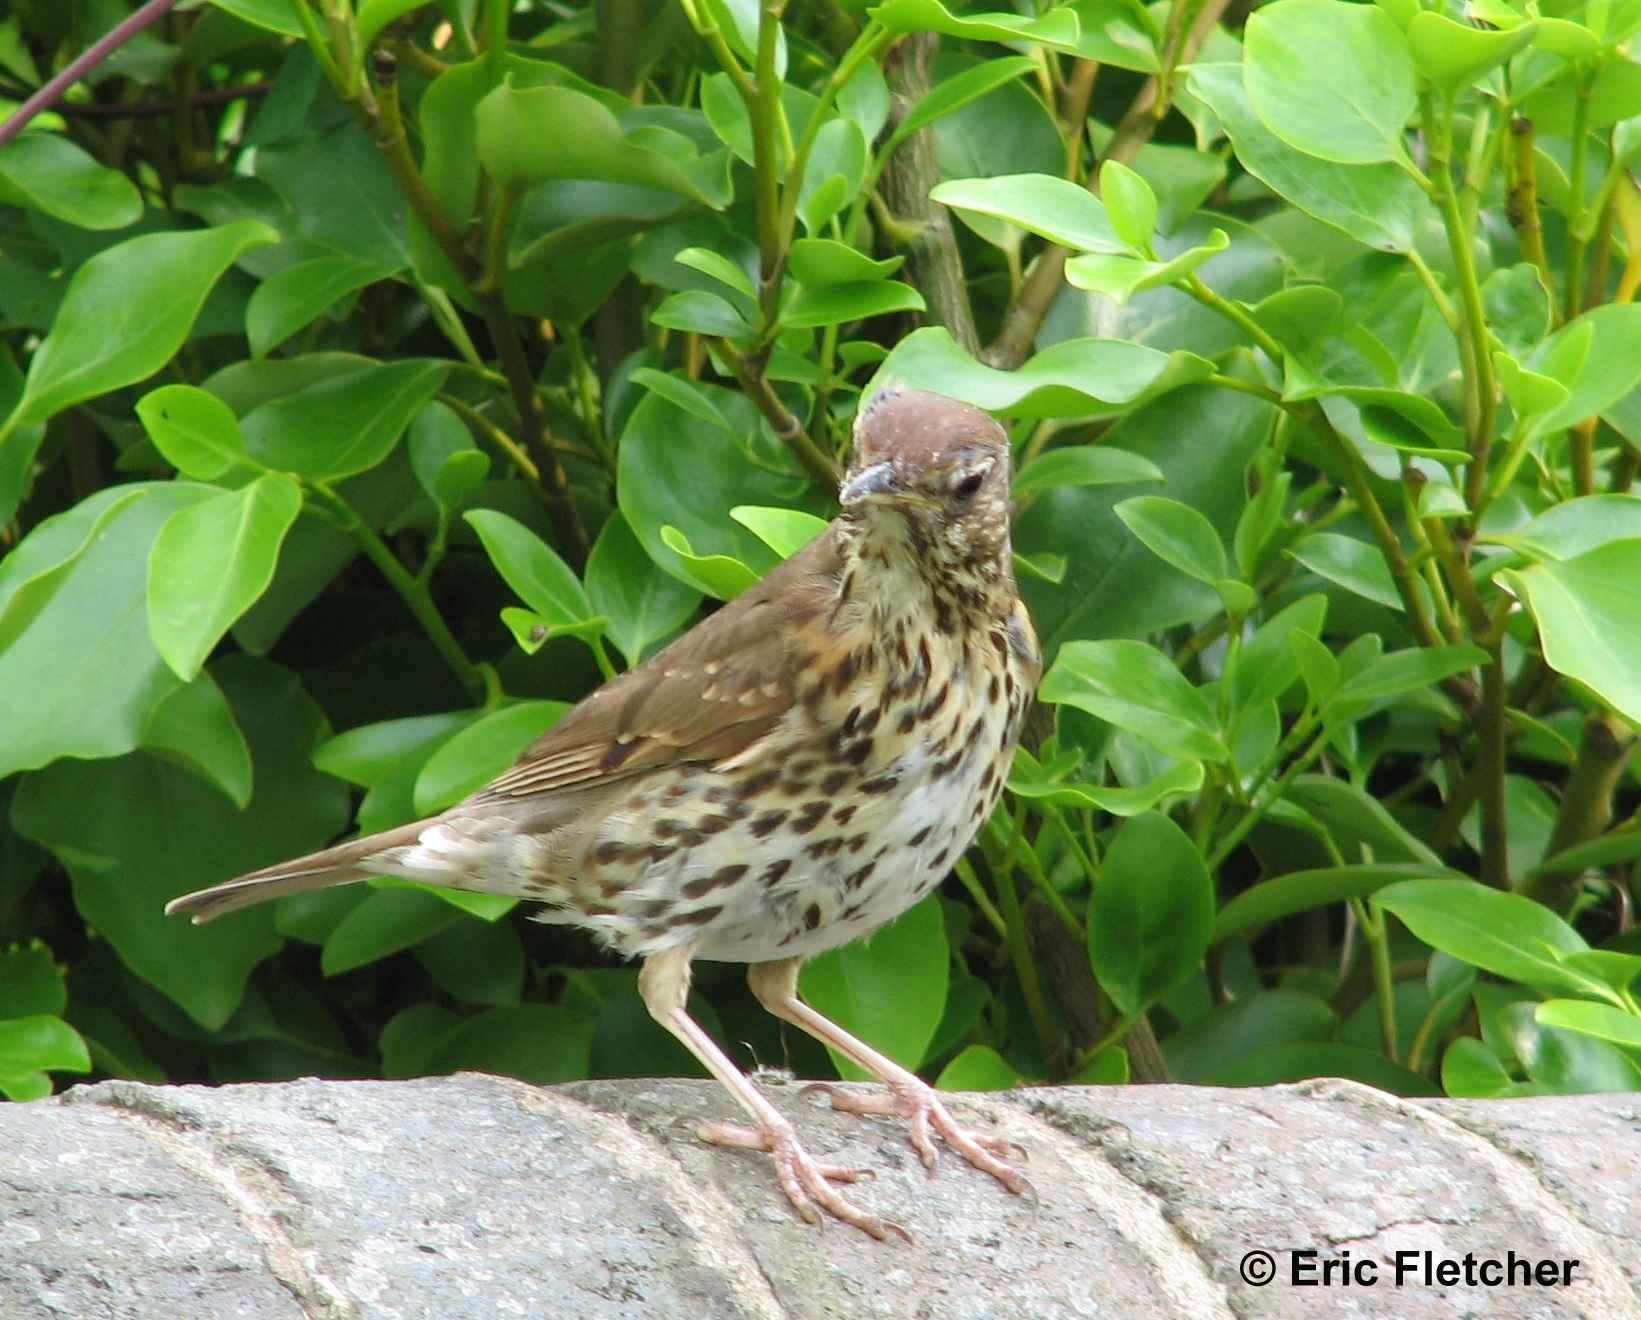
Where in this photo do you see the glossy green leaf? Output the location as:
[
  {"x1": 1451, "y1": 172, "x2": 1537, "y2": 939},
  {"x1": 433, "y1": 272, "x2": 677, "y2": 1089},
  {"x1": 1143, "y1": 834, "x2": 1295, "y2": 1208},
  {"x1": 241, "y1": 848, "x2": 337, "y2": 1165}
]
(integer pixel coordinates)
[
  {"x1": 585, "y1": 510, "x2": 702, "y2": 666},
  {"x1": 658, "y1": 525, "x2": 760, "y2": 600},
  {"x1": 356, "y1": 0, "x2": 431, "y2": 45},
  {"x1": 474, "y1": 79, "x2": 726, "y2": 204},
  {"x1": 1163, "y1": 989, "x2": 1335, "y2": 1082},
  {"x1": 1375, "y1": 879, "x2": 1612, "y2": 1002},
  {"x1": 1188, "y1": 65, "x2": 1429, "y2": 252},
  {"x1": 1441, "y1": 1036, "x2": 1518, "y2": 1098},
  {"x1": 408, "y1": 401, "x2": 490, "y2": 511},
  {"x1": 139, "y1": 669, "x2": 255, "y2": 809},
  {"x1": 674, "y1": 246, "x2": 756, "y2": 300},
  {"x1": 870, "y1": 0, "x2": 1082, "y2": 50},
  {"x1": 729, "y1": 505, "x2": 828, "y2": 559},
  {"x1": 1284, "y1": 776, "x2": 1443, "y2": 866},
  {"x1": 1492, "y1": 495, "x2": 1641, "y2": 562},
  {"x1": 1064, "y1": 230, "x2": 1229, "y2": 305},
  {"x1": 420, "y1": 1003, "x2": 596, "y2": 1084},
  {"x1": 0, "y1": 943, "x2": 65, "y2": 1019},
  {"x1": 12, "y1": 657, "x2": 349, "y2": 1030},
  {"x1": 465, "y1": 509, "x2": 592, "y2": 627},
  {"x1": 0, "y1": 485, "x2": 215, "y2": 780},
  {"x1": 935, "y1": 1043, "x2": 1023, "y2": 1091},
  {"x1": 1331, "y1": 645, "x2": 1486, "y2": 706},
  {"x1": 1012, "y1": 446, "x2": 1163, "y2": 496},
  {"x1": 872, "y1": 327, "x2": 1213, "y2": 420},
  {"x1": 1213, "y1": 863, "x2": 1456, "y2": 942},
  {"x1": 1530, "y1": 829, "x2": 1641, "y2": 877},
  {"x1": 1244, "y1": 0, "x2": 1416, "y2": 166},
  {"x1": 321, "y1": 888, "x2": 465, "y2": 977},
  {"x1": 1089, "y1": 811, "x2": 1214, "y2": 1018},
  {"x1": 1040, "y1": 639, "x2": 1226, "y2": 761},
  {"x1": 414, "y1": 701, "x2": 568, "y2": 814},
  {"x1": 1115, "y1": 495, "x2": 1227, "y2": 584},
  {"x1": 1207, "y1": 1041, "x2": 1440, "y2": 1095},
  {"x1": 415, "y1": 917, "x2": 525, "y2": 1006},
  {"x1": 1099, "y1": 160, "x2": 1158, "y2": 250},
  {"x1": 1506, "y1": 542, "x2": 1641, "y2": 727},
  {"x1": 0, "y1": 488, "x2": 146, "y2": 654},
  {"x1": 781, "y1": 281, "x2": 925, "y2": 329},
  {"x1": 930, "y1": 173, "x2": 1124, "y2": 254},
  {"x1": 242, "y1": 359, "x2": 447, "y2": 481},
  {"x1": 246, "y1": 255, "x2": 385, "y2": 359},
  {"x1": 1501, "y1": 1000, "x2": 1641, "y2": 1093},
  {"x1": 11, "y1": 220, "x2": 277, "y2": 430},
  {"x1": 1535, "y1": 999, "x2": 1641, "y2": 1050},
  {"x1": 314, "y1": 712, "x2": 471, "y2": 789},
  {"x1": 0, "y1": 133, "x2": 143, "y2": 230},
  {"x1": 889, "y1": 57, "x2": 1039, "y2": 150},
  {"x1": 1289, "y1": 532, "x2": 1402, "y2": 609},
  {"x1": 148, "y1": 475, "x2": 304, "y2": 681},
  {"x1": 0, "y1": 1015, "x2": 90, "y2": 1100},
  {"x1": 787, "y1": 239, "x2": 901, "y2": 288},
  {"x1": 1229, "y1": 593, "x2": 1329, "y2": 711},
  {"x1": 1523, "y1": 304, "x2": 1641, "y2": 437},
  {"x1": 800, "y1": 895, "x2": 948, "y2": 1077},
  {"x1": 1008, "y1": 757, "x2": 1203, "y2": 816},
  {"x1": 136, "y1": 384, "x2": 251, "y2": 481},
  {"x1": 650, "y1": 290, "x2": 751, "y2": 338},
  {"x1": 206, "y1": 0, "x2": 306, "y2": 35},
  {"x1": 1405, "y1": 13, "x2": 1536, "y2": 95}
]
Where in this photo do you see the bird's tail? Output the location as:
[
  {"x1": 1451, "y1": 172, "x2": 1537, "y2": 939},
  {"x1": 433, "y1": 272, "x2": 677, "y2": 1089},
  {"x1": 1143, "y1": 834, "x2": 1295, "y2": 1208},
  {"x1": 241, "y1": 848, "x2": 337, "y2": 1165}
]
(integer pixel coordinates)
[{"x1": 165, "y1": 818, "x2": 432, "y2": 924}]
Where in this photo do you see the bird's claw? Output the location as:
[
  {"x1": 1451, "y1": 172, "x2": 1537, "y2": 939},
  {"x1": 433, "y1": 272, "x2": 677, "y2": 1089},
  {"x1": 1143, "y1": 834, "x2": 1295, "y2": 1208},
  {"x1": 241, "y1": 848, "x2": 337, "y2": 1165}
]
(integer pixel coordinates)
[
  {"x1": 808, "y1": 1079, "x2": 1029, "y2": 1194},
  {"x1": 693, "y1": 1118, "x2": 903, "y2": 1239}
]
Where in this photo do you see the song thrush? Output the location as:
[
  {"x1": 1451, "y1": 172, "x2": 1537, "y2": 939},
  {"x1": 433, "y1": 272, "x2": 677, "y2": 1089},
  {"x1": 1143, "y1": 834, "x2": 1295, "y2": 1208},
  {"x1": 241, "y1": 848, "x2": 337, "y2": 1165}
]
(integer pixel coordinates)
[{"x1": 167, "y1": 386, "x2": 1041, "y2": 1238}]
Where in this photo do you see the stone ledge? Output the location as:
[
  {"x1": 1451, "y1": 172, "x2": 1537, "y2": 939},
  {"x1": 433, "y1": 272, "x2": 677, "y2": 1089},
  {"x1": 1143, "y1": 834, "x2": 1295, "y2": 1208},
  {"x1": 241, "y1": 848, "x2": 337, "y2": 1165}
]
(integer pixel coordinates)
[{"x1": 3, "y1": 1074, "x2": 1637, "y2": 1318}]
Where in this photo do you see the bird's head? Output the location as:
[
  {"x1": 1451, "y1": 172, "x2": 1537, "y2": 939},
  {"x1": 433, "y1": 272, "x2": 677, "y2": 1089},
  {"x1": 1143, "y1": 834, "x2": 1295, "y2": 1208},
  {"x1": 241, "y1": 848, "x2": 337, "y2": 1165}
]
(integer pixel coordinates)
[{"x1": 839, "y1": 388, "x2": 1014, "y2": 577}]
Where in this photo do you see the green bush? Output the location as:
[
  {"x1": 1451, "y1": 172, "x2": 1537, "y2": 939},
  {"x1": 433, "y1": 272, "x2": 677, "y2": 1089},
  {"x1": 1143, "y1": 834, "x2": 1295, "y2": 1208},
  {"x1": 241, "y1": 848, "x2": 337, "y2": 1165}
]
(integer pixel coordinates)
[{"x1": 0, "y1": 0, "x2": 1638, "y2": 1103}]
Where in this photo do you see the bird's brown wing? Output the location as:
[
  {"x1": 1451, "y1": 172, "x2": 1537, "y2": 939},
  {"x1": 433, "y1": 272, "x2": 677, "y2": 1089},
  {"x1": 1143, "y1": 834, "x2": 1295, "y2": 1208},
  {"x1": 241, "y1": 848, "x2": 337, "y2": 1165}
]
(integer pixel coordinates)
[{"x1": 476, "y1": 527, "x2": 845, "y2": 803}]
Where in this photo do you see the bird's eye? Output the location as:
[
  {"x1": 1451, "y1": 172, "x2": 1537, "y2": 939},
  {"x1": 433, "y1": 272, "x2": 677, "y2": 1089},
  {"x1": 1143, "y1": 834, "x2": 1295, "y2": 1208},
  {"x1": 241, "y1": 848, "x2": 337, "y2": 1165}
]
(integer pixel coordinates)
[{"x1": 954, "y1": 472, "x2": 984, "y2": 500}]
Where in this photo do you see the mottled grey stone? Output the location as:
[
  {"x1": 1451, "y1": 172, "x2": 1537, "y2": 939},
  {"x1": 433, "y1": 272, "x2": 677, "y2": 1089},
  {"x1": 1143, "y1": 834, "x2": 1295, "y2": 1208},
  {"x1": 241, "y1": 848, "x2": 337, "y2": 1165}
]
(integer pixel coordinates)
[{"x1": 0, "y1": 1075, "x2": 1633, "y2": 1319}]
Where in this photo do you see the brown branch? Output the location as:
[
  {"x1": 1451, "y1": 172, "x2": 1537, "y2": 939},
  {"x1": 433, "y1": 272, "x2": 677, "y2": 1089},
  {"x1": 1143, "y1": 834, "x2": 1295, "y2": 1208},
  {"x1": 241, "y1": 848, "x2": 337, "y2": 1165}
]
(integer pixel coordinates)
[
  {"x1": 1524, "y1": 712, "x2": 1638, "y2": 913},
  {"x1": 7, "y1": 80, "x2": 275, "y2": 120}
]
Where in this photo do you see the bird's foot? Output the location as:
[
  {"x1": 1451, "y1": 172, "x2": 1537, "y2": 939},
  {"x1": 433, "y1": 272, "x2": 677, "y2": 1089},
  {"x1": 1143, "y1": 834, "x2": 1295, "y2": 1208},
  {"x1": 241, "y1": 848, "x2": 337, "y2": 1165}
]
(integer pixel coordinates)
[
  {"x1": 805, "y1": 1080, "x2": 1029, "y2": 1194},
  {"x1": 694, "y1": 1117, "x2": 907, "y2": 1241}
]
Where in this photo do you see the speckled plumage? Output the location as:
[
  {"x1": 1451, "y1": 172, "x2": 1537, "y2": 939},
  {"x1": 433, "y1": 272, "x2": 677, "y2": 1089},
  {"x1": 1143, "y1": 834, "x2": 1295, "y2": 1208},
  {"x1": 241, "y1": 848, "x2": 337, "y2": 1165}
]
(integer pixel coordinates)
[{"x1": 168, "y1": 387, "x2": 1040, "y2": 1238}]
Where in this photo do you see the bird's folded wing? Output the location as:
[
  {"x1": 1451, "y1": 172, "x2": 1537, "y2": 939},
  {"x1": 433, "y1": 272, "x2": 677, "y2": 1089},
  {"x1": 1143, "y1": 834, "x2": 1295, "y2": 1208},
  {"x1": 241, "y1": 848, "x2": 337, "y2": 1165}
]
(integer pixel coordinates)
[{"x1": 477, "y1": 533, "x2": 843, "y2": 801}]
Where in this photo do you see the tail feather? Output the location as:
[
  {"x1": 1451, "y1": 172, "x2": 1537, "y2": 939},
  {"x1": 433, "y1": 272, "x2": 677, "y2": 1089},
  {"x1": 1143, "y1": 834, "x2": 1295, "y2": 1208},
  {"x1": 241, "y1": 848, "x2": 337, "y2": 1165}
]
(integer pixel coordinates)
[{"x1": 166, "y1": 819, "x2": 430, "y2": 924}]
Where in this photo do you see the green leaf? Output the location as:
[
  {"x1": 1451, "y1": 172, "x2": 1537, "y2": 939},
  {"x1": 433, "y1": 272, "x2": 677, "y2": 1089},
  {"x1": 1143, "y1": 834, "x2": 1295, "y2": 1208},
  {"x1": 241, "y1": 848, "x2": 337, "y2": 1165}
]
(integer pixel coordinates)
[
  {"x1": 1008, "y1": 757, "x2": 1203, "y2": 816},
  {"x1": 0, "y1": 485, "x2": 215, "y2": 780},
  {"x1": 1163, "y1": 989, "x2": 1335, "y2": 1082},
  {"x1": 1040, "y1": 639, "x2": 1226, "y2": 761},
  {"x1": 474, "y1": 79, "x2": 726, "y2": 204},
  {"x1": 0, "y1": 133, "x2": 143, "y2": 230},
  {"x1": 889, "y1": 57, "x2": 1039, "y2": 150},
  {"x1": 1375, "y1": 879, "x2": 1613, "y2": 1002},
  {"x1": 356, "y1": 0, "x2": 432, "y2": 46},
  {"x1": 781, "y1": 281, "x2": 925, "y2": 329},
  {"x1": 800, "y1": 895, "x2": 948, "y2": 1077},
  {"x1": 321, "y1": 888, "x2": 466, "y2": 977},
  {"x1": 420, "y1": 1003, "x2": 596, "y2": 1084},
  {"x1": 1492, "y1": 494, "x2": 1641, "y2": 562},
  {"x1": 1012, "y1": 446, "x2": 1163, "y2": 496},
  {"x1": 1501, "y1": 1000, "x2": 1641, "y2": 1093},
  {"x1": 1213, "y1": 863, "x2": 1456, "y2": 942},
  {"x1": 1405, "y1": 13, "x2": 1537, "y2": 96},
  {"x1": 1188, "y1": 64, "x2": 1429, "y2": 252},
  {"x1": 11, "y1": 656, "x2": 349, "y2": 1030},
  {"x1": 464, "y1": 509, "x2": 593, "y2": 628},
  {"x1": 0, "y1": 1015, "x2": 90, "y2": 1099},
  {"x1": 1289, "y1": 532, "x2": 1402, "y2": 609},
  {"x1": 1089, "y1": 811, "x2": 1214, "y2": 1018},
  {"x1": 0, "y1": 943, "x2": 66, "y2": 1019},
  {"x1": 1284, "y1": 776, "x2": 1444, "y2": 866},
  {"x1": 408, "y1": 401, "x2": 489, "y2": 511},
  {"x1": 140, "y1": 668, "x2": 255, "y2": 809},
  {"x1": 1206, "y1": 1041, "x2": 1440, "y2": 1095},
  {"x1": 1530, "y1": 829, "x2": 1641, "y2": 878},
  {"x1": 1069, "y1": 0, "x2": 1158, "y2": 70},
  {"x1": 1099, "y1": 159, "x2": 1157, "y2": 250},
  {"x1": 1535, "y1": 999, "x2": 1641, "y2": 1050},
  {"x1": 11, "y1": 220, "x2": 277, "y2": 429},
  {"x1": 869, "y1": 0, "x2": 1082, "y2": 50},
  {"x1": 147, "y1": 474, "x2": 304, "y2": 681},
  {"x1": 315, "y1": 712, "x2": 471, "y2": 789},
  {"x1": 935, "y1": 1043, "x2": 1023, "y2": 1091},
  {"x1": 415, "y1": 917, "x2": 525, "y2": 1005},
  {"x1": 787, "y1": 238, "x2": 902, "y2": 288},
  {"x1": 414, "y1": 701, "x2": 568, "y2": 814},
  {"x1": 1331, "y1": 644, "x2": 1487, "y2": 706},
  {"x1": 650, "y1": 289, "x2": 751, "y2": 338},
  {"x1": 674, "y1": 246, "x2": 756, "y2": 300},
  {"x1": 1229, "y1": 593, "x2": 1329, "y2": 711},
  {"x1": 242, "y1": 359, "x2": 447, "y2": 481},
  {"x1": 206, "y1": 0, "x2": 306, "y2": 36},
  {"x1": 1441, "y1": 1036, "x2": 1518, "y2": 1098},
  {"x1": 1244, "y1": 0, "x2": 1416, "y2": 166},
  {"x1": 246, "y1": 255, "x2": 385, "y2": 360},
  {"x1": 659, "y1": 525, "x2": 760, "y2": 600},
  {"x1": 585, "y1": 510, "x2": 701, "y2": 667},
  {"x1": 1506, "y1": 541, "x2": 1641, "y2": 727},
  {"x1": 1523, "y1": 304, "x2": 1641, "y2": 437},
  {"x1": 872, "y1": 327, "x2": 1213, "y2": 420},
  {"x1": 930, "y1": 173, "x2": 1124, "y2": 254},
  {"x1": 1063, "y1": 231, "x2": 1230, "y2": 304},
  {"x1": 729, "y1": 505, "x2": 829, "y2": 559},
  {"x1": 136, "y1": 384, "x2": 251, "y2": 481},
  {"x1": 1115, "y1": 495, "x2": 1228, "y2": 584}
]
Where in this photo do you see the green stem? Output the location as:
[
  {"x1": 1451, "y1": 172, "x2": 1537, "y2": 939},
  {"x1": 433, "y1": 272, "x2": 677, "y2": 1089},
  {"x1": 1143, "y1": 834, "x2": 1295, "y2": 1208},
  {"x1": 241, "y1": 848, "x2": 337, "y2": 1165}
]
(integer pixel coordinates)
[
  {"x1": 1002, "y1": 816, "x2": 1087, "y2": 943},
  {"x1": 1185, "y1": 276, "x2": 1285, "y2": 363},
  {"x1": 954, "y1": 856, "x2": 1009, "y2": 939},
  {"x1": 982, "y1": 835, "x2": 1062, "y2": 1069},
  {"x1": 308, "y1": 482, "x2": 485, "y2": 701},
  {"x1": 482, "y1": 0, "x2": 510, "y2": 86},
  {"x1": 713, "y1": 338, "x2": 840, "y2": 484},
  {"x1": 1208, "y1": 726, "x2": 1330, "y2": 871},
  {"x1": 751, "y1": 0, "x2": 787, "y2": 324},
  {"x1": 1564, "y1": 73, "x2": 1594, "y2": 322},
  {"x1": 1355, "y1": 897, "x2": 1399, "y2": 1063}
]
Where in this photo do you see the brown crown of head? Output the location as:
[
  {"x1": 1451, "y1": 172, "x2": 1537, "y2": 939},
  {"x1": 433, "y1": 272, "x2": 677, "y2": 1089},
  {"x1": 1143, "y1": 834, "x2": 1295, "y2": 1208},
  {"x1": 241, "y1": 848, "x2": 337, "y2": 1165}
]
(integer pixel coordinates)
[{"x1": 840, "y1": 388, "x2": 1013, "y2": 566}]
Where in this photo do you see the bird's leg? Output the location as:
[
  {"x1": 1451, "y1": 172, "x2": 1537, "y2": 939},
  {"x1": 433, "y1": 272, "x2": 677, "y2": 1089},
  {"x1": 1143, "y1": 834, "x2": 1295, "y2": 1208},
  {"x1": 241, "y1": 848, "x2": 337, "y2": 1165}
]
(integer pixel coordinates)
[
  {"x1": 638, "y1": 947, "x2": 896, "y2": 1239},
  {"x1": 748, "y1": 957, "x2": 1027, "y2": 1194}
]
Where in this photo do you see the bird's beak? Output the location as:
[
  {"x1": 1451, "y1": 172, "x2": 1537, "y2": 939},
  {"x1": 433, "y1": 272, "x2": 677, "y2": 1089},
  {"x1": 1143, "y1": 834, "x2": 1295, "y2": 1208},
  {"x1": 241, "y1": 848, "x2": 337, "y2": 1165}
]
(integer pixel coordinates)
[{"x1": 839, "y1": 461, "x2": 901, "y2": 505}]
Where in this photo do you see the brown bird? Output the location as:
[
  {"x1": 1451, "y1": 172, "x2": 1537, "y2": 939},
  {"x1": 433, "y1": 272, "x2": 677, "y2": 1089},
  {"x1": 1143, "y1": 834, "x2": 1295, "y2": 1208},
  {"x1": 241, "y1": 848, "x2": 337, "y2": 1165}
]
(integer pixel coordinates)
[{"x1": 167, "y1": 387, "x2": 1041, "y2": 1238}]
